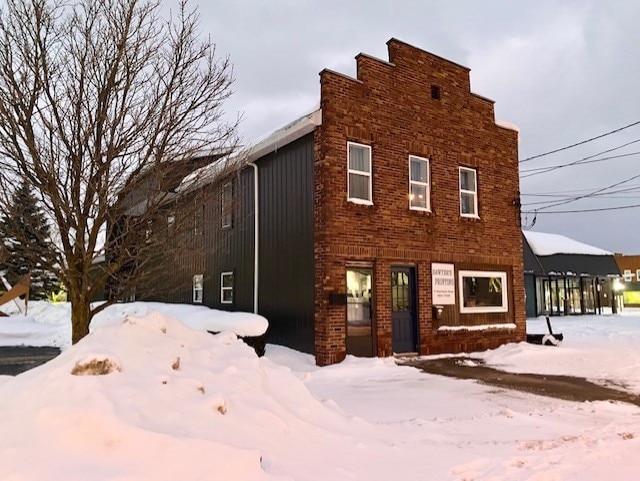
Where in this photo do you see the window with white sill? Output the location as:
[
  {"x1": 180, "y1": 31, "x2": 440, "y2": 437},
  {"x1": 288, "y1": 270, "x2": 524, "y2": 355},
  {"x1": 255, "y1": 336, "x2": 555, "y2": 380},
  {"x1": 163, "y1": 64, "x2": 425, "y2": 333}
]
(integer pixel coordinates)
[
  {"x1": 347, "y1": 142, "x2": 372, "y2": 204},
  {"x1": 409, "y1": 155, "x2": 430, "y2": 211},
  {"x1": 459, "y1": 167, "x2": 478, "y2": 217}
]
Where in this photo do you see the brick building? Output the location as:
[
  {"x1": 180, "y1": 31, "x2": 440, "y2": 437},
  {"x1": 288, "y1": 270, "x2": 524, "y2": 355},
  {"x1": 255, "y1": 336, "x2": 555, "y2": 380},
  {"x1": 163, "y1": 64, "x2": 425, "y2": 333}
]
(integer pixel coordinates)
[
  {"x1": 614, "y1": 254, "x2": 640, "y2": 307},
  {"x1": 139, "y1": 39, "x2": 526, "y2": 365}
]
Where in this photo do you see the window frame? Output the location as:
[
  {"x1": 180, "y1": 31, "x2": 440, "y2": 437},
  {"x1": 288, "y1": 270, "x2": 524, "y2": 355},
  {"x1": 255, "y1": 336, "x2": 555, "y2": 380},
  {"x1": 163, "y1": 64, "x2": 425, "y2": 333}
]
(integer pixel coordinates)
[
  {"x1": 636, "y1": 269, "x2": 640, "y2": 281},
  {"x1": 193, "y1": 274, "x2": 204, "y2": 304},
  {"x1": 347, "y1": 142, "x2": 373, "y2": 205},
  {"x1": 623, "y1": 269, "x2": 633, "y2": 282},
  {"x1": 408, "y1": 155, "x2": 430, "y2": 212},
  {"x1": 220, "y1": 271, "x2": 234, "y2": 304},
  {"x1": 221, "y1": 182, "x2": 233, "y2": 228},
  {"x1": 459, "y1": 167, "x2": 479, "y2": 218},
  {"x1": 458, "y1": 270, "x2": 508, "y2": 314}
]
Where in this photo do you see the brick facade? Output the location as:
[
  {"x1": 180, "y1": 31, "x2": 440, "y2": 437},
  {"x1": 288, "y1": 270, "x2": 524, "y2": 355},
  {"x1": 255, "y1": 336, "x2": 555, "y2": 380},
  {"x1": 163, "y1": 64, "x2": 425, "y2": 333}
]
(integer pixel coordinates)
[
  {"x1": 615, "y1": 254, "x2": 640, "y2": 282},
  {"x1": 314, "y1": 39, "x2": 526, "y2": 365},
  {"x1": 614, "y1": 253, "x2": 640, "y2": 307}
]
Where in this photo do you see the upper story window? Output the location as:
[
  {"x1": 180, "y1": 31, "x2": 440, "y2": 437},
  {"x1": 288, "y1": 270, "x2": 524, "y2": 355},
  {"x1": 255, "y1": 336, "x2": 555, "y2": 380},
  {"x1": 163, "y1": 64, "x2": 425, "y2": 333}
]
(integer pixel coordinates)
[
  {"x1": 193, "y1": 274, "x2": 203, "y2": 304},
  {"x1": 221, "y1": 271, "x2": 234, "y2": 304},
  {"x1": 347, "y1": 142, "x2": 372, "y2": 204},
  {"x1": 459, "y1": 167, "x2": 478, "y2": 218},
  {"x1": 623, "y1": 269, "x2": 633, "y2": 282},
  {"x1": 409, "y1": 155, "x2": 430, "y2": 211},
  {"x1": 636, "y1": 269, "x2": 640, "y2": 281},
  {"x1": 221, "y1": 182, "x2": 233, "y2": 228}
]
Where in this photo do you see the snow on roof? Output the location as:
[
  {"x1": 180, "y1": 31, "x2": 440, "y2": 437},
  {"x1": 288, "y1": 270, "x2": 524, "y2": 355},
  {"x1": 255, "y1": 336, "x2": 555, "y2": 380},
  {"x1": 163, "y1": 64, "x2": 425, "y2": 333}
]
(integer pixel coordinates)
[
  {"x1": 246, "y1": 108, "x2": 321, "y2": 162},
  {"x1": 179, "y1": 108, "x2": 322, "y2": 192},
  {"x1": 523, "y1": 231, "x2": 612, "y2": 257},
  {"x1": 495, "y1": 119, "x2": 520, "y2": 132}
]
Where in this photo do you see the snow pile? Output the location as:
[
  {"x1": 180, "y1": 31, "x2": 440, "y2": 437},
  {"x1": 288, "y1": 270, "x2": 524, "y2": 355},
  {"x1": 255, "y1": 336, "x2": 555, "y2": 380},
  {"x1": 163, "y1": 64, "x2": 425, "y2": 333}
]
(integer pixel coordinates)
[
  {"x1": 524, "y1": 231, "x2": 612, "y2": 256},
  {"x1": 0, "y1": 313, "x2": 335, "y2": 480},
  {"x1": 0, "y1": 301, "x2": 268, "y2": 350},
  {"x1": 89, "y1": 301, "x2": 268, "y2": 338}
]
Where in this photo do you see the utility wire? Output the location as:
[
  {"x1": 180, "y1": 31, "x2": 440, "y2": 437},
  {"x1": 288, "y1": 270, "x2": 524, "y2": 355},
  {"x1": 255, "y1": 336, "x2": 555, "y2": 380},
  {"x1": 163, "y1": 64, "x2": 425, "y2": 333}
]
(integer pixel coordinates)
[
  {"x1": 523, "y1": 190, "x2": 640, "y2": 206},
  {"x1": 520, "y1": 139, "x2": 640, "y2": 177},
  {"x1": 521, "y1": 152, "x2": 640, "y2": 177},
  {"x1": 521, "y1": 182, "x2": 640, "y2": 196},
  {"x1": 522, "y1": 184, "x2": 640, "y2": 200},
  {"x1": 519, "y1": 120, "x2": 640, "y2": 163},
  {"x1": 522, "y1": 203, "x2": 640, "y2": 214},
  {"x1": 523, "y1": 171, "x2": 640, "y2": 211}
]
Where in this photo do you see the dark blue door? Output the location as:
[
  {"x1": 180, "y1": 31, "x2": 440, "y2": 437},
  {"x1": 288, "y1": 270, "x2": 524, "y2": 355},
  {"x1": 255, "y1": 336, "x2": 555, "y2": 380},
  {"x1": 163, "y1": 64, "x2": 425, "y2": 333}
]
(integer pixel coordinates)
[{"x1": 391, "y1": 267, "x2": 417, "y2": 353}]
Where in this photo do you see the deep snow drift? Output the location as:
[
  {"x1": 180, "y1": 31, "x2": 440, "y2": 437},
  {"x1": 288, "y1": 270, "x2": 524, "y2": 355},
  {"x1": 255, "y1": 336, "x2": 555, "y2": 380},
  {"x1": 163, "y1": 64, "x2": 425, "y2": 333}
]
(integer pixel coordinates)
[{"x1": 0, "y1": 304, "x2": 639, "y2": 480}]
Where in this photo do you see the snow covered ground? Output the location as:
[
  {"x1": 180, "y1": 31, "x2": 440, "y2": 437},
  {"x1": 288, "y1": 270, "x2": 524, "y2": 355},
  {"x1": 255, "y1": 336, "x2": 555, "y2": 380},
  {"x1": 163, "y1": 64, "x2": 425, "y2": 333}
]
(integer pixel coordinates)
[{"x1": 0, "y1": 302, "x2": 639, "y2": 480}]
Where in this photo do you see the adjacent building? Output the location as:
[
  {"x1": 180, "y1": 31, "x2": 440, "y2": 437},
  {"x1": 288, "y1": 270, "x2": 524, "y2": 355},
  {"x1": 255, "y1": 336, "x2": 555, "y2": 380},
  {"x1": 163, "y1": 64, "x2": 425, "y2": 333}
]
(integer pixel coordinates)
[
  {"x1": 614, "y1": 254, "x2": 640, "y2": 307},
  {"x1": 523, "y1": 231, "x2": 620, "y2": 317},
  {"x1": 138, "y1": 39, "x2": 526, "y2": 365}
]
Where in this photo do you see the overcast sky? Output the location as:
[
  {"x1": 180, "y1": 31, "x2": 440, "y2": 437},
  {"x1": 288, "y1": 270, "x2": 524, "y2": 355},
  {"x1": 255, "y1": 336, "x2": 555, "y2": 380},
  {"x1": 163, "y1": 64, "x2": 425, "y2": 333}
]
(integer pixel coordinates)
[{"x1": 176, "y1": 0, "x2": 640, "y2": 254}]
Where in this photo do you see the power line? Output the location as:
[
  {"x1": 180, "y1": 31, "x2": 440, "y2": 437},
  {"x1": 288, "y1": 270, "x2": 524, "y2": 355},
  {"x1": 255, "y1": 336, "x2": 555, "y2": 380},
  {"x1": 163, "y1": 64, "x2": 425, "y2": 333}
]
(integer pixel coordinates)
[
  {"x1": 519, "y1": 120, "x2": 640, "y2": 163},
  {"x1": 520, "y1": 141, "x2": 640, "y2": 178},
  {"x1": 522, "y1": 184, "x2": 640, "y2": 199},
  {"x1": 521, "y1": 182, "x2": 640, "y2": 196},
  {"x1": 522, "y1": 187, "x2": 640, "y2": 206},
  {"x1": 523, "y1": 171, "x2": 640, "y2": 211},
  {"x1": 522, "y1": 203, "x2": 640, "y2": 214}
]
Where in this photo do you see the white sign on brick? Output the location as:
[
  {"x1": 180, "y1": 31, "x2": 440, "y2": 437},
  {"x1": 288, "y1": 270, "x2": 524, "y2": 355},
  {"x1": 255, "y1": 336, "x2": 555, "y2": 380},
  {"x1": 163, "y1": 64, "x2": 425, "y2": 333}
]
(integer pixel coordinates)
[{"x1": 432, "y1": 263, "x2": 455, "y2": 305}]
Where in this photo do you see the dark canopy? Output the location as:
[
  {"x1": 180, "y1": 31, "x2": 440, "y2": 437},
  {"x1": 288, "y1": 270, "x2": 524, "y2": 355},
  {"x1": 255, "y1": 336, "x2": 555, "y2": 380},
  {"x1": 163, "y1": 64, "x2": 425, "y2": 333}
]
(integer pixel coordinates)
[{"x1": 522, "y1": 234, "x2": 620, "y2": 277}]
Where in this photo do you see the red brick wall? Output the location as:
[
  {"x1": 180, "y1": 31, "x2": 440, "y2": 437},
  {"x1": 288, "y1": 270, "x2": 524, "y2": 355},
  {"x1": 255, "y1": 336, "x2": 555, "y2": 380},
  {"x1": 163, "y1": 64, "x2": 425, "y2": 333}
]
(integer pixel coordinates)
[
  {"x1": 314, "y1": 39, "x2": 525, "y2": 366},
  {"x1": 615, "y1": 254, "x2": 640, "y2": 280}
]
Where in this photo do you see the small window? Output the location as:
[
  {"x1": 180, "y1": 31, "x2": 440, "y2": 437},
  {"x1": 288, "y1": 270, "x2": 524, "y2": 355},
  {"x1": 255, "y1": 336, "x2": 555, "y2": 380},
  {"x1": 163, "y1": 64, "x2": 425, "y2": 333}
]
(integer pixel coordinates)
[
  {"x1": 193, "y1": 274, "x2": 203, "y2": 304},
  {"x1": 221, "y1": 182, "x2": 233, "y2": 228},
  {"x1": 431, "y1": 85, "x2": 441, "y2": 100},
  {"x1": 459, "y1": 270, "x2": 508, "y2": 313},
  {"x1": 347, "y1": 142, "x2": 372, "y2": 204},
  {"x1": 623, "y1": 269, "x2": 633, "y2": 282},
  {"x1": 167, "y1": 214, "x2": 175, "y2": 232},
  {"x1": 221, "y1": 271, "x2": 233, "y2": 304},
  {"x1": 409, "y1": 155, "x2": 430, "y2": 211},
  {"x1": 194, "y1": 204, "x2": 204, "y2": 236},
  {"x1": 459, "y1": 167, "x2": 478, "y2": 218},
  {"x1": 636, "y1": 269, "x2": 640, "y2": 281}
]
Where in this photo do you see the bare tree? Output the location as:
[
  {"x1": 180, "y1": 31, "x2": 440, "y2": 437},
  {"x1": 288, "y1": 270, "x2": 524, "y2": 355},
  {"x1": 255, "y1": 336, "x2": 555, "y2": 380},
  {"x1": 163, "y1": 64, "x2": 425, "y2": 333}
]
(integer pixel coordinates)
[{"x1": 0, "y1": 0, "x2": 240, "y2": 343}]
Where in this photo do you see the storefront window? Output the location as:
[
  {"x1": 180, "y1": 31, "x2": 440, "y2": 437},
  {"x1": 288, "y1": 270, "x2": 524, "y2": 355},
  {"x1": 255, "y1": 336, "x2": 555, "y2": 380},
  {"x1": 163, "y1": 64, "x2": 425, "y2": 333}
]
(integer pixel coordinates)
[{"x1": 458, "y1": 270, "x2": 508, "y2": 313}]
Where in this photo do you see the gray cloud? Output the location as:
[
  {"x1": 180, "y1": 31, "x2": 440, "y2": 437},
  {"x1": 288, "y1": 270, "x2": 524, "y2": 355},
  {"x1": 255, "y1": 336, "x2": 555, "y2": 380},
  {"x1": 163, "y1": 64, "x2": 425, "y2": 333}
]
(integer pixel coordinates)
[{"x1": 170, "y1": 0, "x2": 640, "y2": 253}]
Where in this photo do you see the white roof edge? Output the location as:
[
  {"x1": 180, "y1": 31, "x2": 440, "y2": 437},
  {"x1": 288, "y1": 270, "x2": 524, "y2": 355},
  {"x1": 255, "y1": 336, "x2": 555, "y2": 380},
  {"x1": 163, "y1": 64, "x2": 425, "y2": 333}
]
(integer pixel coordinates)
[
  {"x1": 247, "y1": 109, "x2": 322, "y2": 162},
  {"x1": 495, "y1": 119, "x2": 520, "y2": 132}
]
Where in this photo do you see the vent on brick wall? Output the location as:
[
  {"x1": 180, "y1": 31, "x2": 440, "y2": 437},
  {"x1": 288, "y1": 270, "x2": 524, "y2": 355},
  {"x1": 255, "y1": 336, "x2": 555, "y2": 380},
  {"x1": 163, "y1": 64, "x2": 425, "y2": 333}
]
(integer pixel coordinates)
[{"x1": 431, "y1": 85, "x2": 441, "y2": 100}]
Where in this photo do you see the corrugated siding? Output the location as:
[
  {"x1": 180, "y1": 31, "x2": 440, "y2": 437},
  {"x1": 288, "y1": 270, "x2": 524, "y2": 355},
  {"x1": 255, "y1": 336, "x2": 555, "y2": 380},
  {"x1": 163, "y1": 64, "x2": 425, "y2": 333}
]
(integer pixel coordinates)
[
  {"x1": 257, "y1": 133, "x2": 315, "y2": 353},
  {"x1": 203, "y1": 169, "x2": 255, "y2": 313}
]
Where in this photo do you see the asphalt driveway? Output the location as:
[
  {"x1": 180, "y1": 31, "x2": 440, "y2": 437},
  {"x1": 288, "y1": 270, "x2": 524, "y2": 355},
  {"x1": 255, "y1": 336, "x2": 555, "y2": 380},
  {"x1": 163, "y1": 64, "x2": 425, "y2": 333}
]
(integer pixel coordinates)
[
  {"x1": 0, "y1": 346, "x2": 61, "y2": 376},
  {"x1": 404, "y1": 357, "x2": 640, "y2": 407}
]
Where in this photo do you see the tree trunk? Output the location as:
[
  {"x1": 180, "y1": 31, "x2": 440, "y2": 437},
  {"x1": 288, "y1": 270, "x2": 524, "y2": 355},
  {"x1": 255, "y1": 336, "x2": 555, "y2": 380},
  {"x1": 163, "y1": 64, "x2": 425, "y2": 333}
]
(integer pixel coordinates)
[{"x1": 70, "y1": 296, "x2": 92, "y2": 344}]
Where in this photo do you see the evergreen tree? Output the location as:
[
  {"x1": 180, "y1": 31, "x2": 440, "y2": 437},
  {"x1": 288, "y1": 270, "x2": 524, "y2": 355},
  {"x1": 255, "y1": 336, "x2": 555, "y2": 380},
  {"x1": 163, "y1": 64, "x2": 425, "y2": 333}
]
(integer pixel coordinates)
[{"x1": 0, "y1": 181, "x2": 58, "y2": 300}]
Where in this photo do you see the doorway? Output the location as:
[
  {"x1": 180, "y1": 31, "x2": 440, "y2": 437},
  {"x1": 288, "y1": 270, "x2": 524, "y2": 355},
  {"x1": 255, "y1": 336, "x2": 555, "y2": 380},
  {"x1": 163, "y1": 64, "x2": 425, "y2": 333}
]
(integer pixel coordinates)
[
  {"x1": 346, "y1": 268, "x2": 374, "y2": 357},
  {"x1": 391, "y1": 266, "x2": 418, "y2": 353}
]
